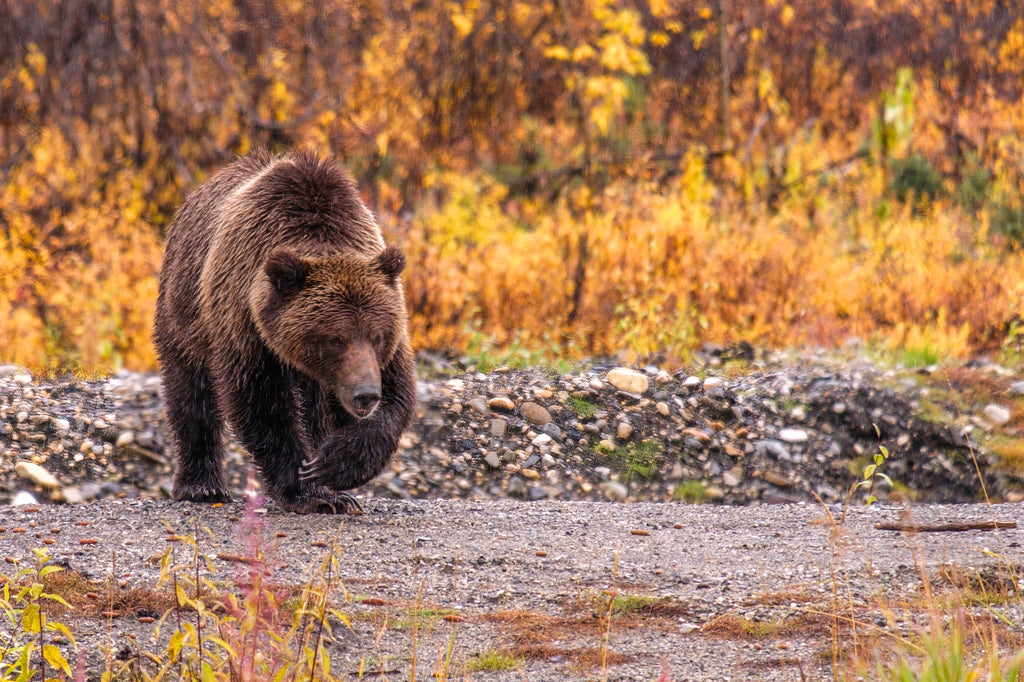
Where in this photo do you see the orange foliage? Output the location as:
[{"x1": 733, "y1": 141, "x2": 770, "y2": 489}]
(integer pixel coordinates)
[{"x1": 1, "y1": 0, "x2": 1023, "y2": 372}]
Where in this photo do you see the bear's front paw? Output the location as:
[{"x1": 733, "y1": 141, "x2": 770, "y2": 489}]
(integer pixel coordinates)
[
  {"x1": 173, "y1": 483, "x2": 232, "y2": 504},
  {"x1": 277, "y1": 487, "x2": 363, "y2": 515}
]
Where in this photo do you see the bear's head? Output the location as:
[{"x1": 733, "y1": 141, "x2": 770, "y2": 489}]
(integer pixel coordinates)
[{"x1": 251, "y1": 245, "x2": 408, "y2": 420}]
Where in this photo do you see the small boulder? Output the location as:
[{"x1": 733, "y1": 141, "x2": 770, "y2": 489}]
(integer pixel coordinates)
[{"x1": 606, "y1": 368, "x2": 649, "y2": 394}]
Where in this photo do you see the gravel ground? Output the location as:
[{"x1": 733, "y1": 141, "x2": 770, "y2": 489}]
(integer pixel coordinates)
[
  {"x1": 3, "y1": 349, "x2": 1024, "y2": 509},
  {"x1": 1, "y1": 350, "x2": 1023, "y2": 679},
  {"x1": 0, "y1": 498, "x2": 1021, "y2": 680}
]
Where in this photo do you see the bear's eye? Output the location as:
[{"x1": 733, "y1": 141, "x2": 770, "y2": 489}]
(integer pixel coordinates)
[
  {"x1": 323, "y1": 337, "x2": 347, "y2": 351},
  {"x1": 371, "y1": 332, "x2": 385, "y2": 350}
]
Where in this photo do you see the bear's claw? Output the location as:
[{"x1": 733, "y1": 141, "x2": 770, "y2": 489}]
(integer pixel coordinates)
[
  {"x1": 173, "y1": 484, "x2": 233, "y2": 504},
  {"x1": 279, "y1": 488, "x2": 363, "y2": 515}
]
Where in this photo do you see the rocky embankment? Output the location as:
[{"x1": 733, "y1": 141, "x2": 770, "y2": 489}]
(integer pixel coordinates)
[{"x1": 2, "y1": 349, "x2": 1024, "y2": 508}]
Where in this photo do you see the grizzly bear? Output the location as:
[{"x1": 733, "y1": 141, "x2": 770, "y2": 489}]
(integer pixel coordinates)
[{"x1": 154, "y1": 150, "x2": 416, "y2": 513}]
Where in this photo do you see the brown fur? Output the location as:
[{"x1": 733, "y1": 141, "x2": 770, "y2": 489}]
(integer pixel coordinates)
[{"x1": 155, "y1": 150, "x2": 416, "y2": 513}]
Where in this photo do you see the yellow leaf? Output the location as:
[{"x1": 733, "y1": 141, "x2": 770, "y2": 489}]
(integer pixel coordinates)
[
  {"x1": 450, "y1": 12, "x2": 473, "y2": 38},
  {"x1": 543, "y1": 45, "x2": 571, "y2": 61},
  {"x1": 781, "y1": 4, "x2": 794, "y2": 27},
  {"x1": 572, "y1": 44, "x2": 596, "y2": 62}
]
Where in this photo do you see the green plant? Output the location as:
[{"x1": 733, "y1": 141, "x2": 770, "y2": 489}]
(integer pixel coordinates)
[
  {"x1": 672, "y1": 478, "x2": 706, "y2": 504},
  {"x1": 851, "y1": 437, "x2": 892, "y2": 506},
  {"x1": 891, "y1": 154, "x2": 944, "y2": 205},
  {"x1": 991, "y1": 202, "x2": 1024, "y2": 249},
  {"x1": 953, "y1": 156, "x2": 991, "y2": 212},
  {"x1": 465, "y1": 648, "x2": 522, "y2": 672},
  {"x1": 875, "y1": 614, "x2": 1024, "y2": 682},
  {"x1": 606, "y1": 593, "x2": 660, "y2": 616},
  {"x1": 604, "y1": 440, "x2": 664, "y2": 482},
  {"x1": 0, "y1": 549, "x2": 76, "y2": 681},
  {"x1": 567, "y1": 395, "x2": 600, "y2": 419}
]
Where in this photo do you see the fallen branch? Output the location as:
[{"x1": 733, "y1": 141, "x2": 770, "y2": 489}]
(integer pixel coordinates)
[{"x1": 874, "y1": 521, "x2": 1017, "y2": 533}]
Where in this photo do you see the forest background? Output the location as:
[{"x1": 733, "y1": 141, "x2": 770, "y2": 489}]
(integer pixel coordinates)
[{"x1": 2, "y1": 0, "x2": 1024, "y2": 375}]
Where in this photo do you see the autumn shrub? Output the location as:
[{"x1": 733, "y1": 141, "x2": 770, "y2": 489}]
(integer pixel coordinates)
[
  {"x1": 2, "y1": 0, "x2": 1024, "y2": 372},
  {"x1": 0, "y1": 125, "x2": 162, "y2": 374},
  {"x1": 403, "y1": 147, "x2": 1024, "y2": 367}
]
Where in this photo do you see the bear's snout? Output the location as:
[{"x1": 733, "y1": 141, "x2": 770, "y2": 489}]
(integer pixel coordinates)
[
  {"x1": 334, "y1": 339, "x2": 383, "y2": 420},
  {"x1": 351, "y1": 384, "x2": 381, "y2": 417}
]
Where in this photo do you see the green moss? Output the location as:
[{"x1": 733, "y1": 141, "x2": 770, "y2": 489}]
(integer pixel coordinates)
[
  {"x1": 605, "y1": 439, "x2": 664, "y2": 482},
  {"x1": 567, "y1": 395, "x2": 600, "y2": 419},
  {"x1": 672, "y1": 479, "x2": 706, "y2": 504}
]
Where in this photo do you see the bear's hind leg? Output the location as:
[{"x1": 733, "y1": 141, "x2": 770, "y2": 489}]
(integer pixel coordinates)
[{"x1": 164, "y1": 355, "x2": 231, "y2": 503}]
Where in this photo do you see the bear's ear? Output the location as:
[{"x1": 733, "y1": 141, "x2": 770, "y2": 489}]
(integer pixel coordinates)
[
  {"x1": 264, "y1": 250, "x2": 310, "y2": 298},
  {"x1": 374, "y1": 245, "x2": 406, "y2": 285}
]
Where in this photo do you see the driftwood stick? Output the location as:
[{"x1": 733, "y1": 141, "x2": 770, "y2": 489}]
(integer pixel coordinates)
[{"x1": 874, "y1": 521, "x2": 1017, "y2": 533}]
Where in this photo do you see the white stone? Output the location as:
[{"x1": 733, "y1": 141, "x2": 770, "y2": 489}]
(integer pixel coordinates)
[
  {"x1": 14, "y1": 461, "x2": 59, "y2": 488},
  {"x1": 702, "y1": 376, "x2": 726, "y2": 389},
  {"x1": 656, "y1": 402, "x2": 671, "y2": 416},
  {"x1": 600, "y1": 481, "x2": 629, "y2": 501},
  {"x1": 9, "y1": 490, "x2": 38, "y2": 506},
  {"x1": 779, "y1": 428, "x2": 809, "y2": 444},
  {"x1": 682, "y1": 376, "x2": 702, "y2": 389},
  {"x1": 616, "y1": 422, "x2": 634, "y2": 441},
  {"x1": 531, "y1": 433, "x2": 553, "y2": 447},
  {"x1": 982, "y1": 404, "x2": 1011, "y2": 426},
  {"x1": 606, "y1": 368, "x2": 649, "y2": 394}
]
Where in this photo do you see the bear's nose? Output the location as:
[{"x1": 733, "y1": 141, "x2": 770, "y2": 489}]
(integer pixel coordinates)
[{"x1": 352, "y1": 386, "x2": 381, "y2": 415}]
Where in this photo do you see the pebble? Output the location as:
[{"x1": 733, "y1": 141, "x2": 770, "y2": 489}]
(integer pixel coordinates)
[
  {"x1": 762, "y1": 471, "x2": 794, "y2": 488},
  {"x1": 702, "y1": 376, "x2": 726, "y2": 389},
  {"x1": 982, "y1": 404, "x2": 1011, "y2": 427},
  {"x1": 606, "y1": 368, "x2": 649, "y2": 395},
  {"x1": 487, "y1": 396, "x2": 515, "y2": 413},
  {"x1": 490, "y1": 419, "x2": 508, "y2": 439},
  {"x1": 601, "y1": 481, "x2": 629, "y2": 501},
  {"x1": 484, "y1": 452, "x2": 501, "y2": 469},
  {"x1": 1009, "y1": 381, "x2": 1024, "y2": 397},
  {"x1": 778, "y1": 428, "x2": 809, "y2": 444},
  {"x1": 531, "y1": 433, "x2": 552, "y2": 447},
  {"x1": 616, "y1": 422, "x2": 634, "y2": 441},
  {"x1": 656, "y1": 402, "x2": 670, "y2": 416},
  {"x1": 14, "y1": 461, "x2": 59, "y2": 489},
  {"x1": 520, "y1": 402, "x2": 552, "y2": 426},
  {"x1": 9, "y1": 490, "x2": 39, "y2": 506},
  {"x1": 682, "y1": 376, "x2": 702, "y2": 390}
]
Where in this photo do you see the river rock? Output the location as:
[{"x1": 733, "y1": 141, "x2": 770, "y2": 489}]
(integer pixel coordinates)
[
  {"x1": 982, "y1": 404, "x2": 1011, "y2": 426},
  {"x1": 520, "y1": 402, "x2": 552, "y2": 425},
  {"x1": 487, "y1": 396, "x2": 515, "y2": 413},
  {"x1": 606, "y1": 368, "x2": 649, "y2": 394},
  {"x1": 779, "y1": 428, "x2": 809, "y2": 444},
  {"x1": 14, "y1": 461, "x2": 59, "y2": 489}
]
